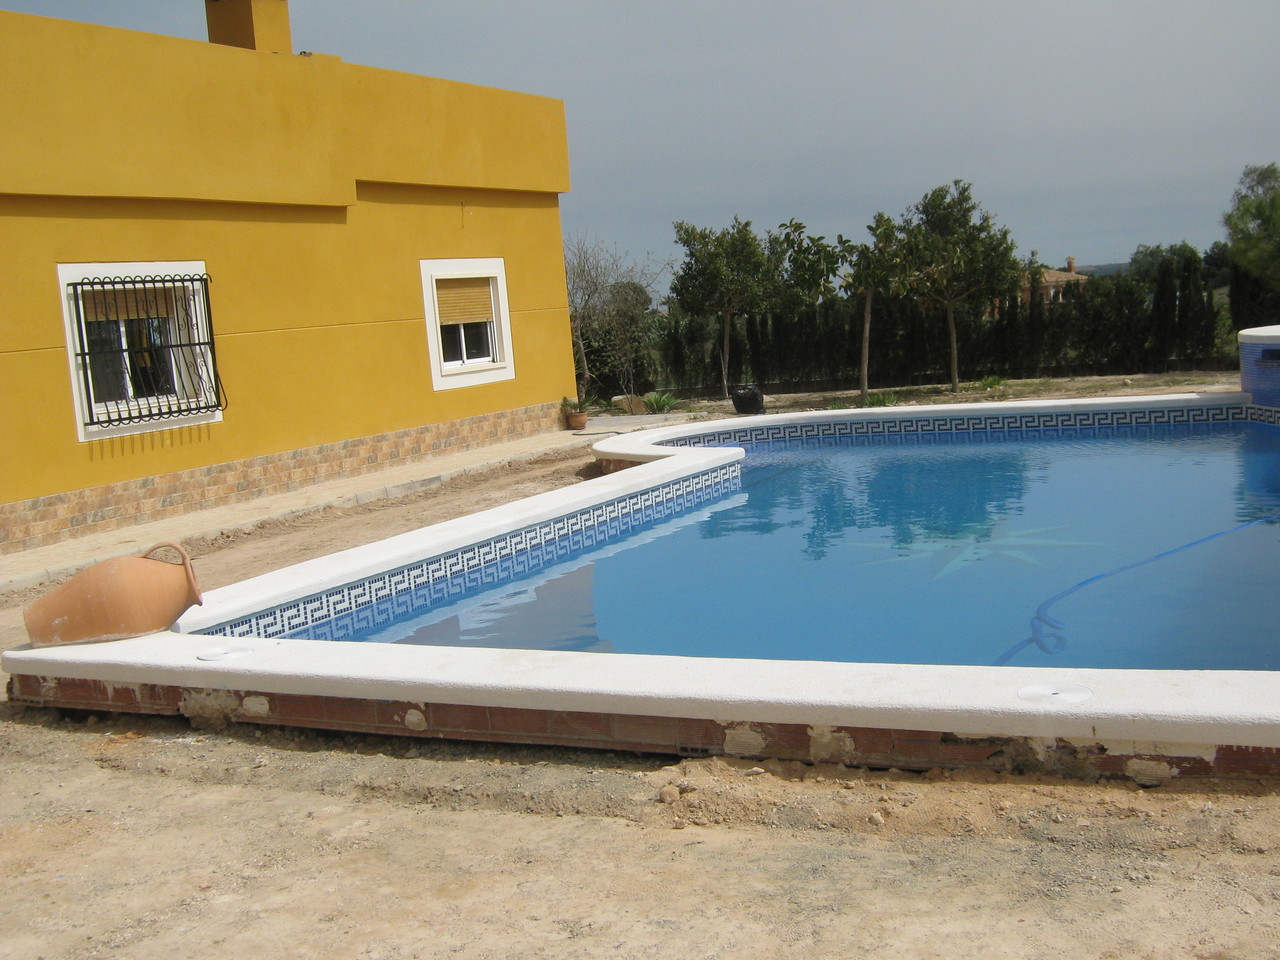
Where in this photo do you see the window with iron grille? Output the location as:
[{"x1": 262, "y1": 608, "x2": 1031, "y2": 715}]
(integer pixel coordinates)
[
  {"x1": 420, "y1": 258, "x2": 516, "y2": 391},
  {"x1": 58, "y1": 262, "x2": 225, "y2": 439}
]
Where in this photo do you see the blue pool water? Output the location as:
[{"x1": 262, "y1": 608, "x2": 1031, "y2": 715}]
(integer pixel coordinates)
[{"x1": 293, "y1": 421, "x2": 1280, "y2": 671}]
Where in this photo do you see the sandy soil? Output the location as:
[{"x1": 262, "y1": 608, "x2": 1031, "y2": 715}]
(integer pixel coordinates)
[{"x1": 5, "y1": 377, "x2": 1280, "y2": 960}]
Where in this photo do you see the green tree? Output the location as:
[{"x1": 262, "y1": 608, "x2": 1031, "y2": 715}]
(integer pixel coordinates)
[
  {"x1": 1110, "y1": 273, "x2": 1155, "y2": 371},
  {"x1": 563, "y1": 235, "x2": 661, "y2": 398},
  {"x1": 776, "y1": 220, "x2": 844, "y2": 305},
  {"x1": 1177, "y1": 251, "x2": 1211, "y2": 360},
  {"x1": 594, "y1": 281, "x2": 656, "y2": 399},
  {"x1": 774, "y1": 220, "x2": 846, "y2": 384},
  {"x1": 671, "y1": 218, "x2": 772, "y2": 397},
  {"x1": 1228, "y1": 259, "x2": 1280, "y2": 330},
  {"x1": 844, "y1": 212, "x2": 911, "y2": 403},
  {"x1": 902, "y1": 181, "x2": 1021, "y2": 391},
  {"x1": 1150, "y1": 255, "x2": 1178, "y2": 368},
  {"x1": 1055, "y1": 272, "x2": 1152, "y2": 373},
  {"x1": 654, "y1": 304, "x2": 714, "y2": 391},
  {"x1": 1202, "y1": 240, "x2": 1233, "y2": 290},
  {"x1": 1023, "y1": 257, "x2": 1046, "y2": 375},
  {"x1": 1126, "y1": 242, "x2": 1198, "y2": 284},
  {"x1": 1223, "y1": 163, "x2": 1280, "y2": 291}
]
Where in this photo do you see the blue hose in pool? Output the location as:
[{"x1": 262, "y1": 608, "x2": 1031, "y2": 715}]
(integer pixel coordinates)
[{"x1": 993, "y1": 512, "x2": 1280, "y2": 666}]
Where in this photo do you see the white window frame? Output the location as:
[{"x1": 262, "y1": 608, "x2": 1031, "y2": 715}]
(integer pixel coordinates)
[
  {"x1": 57, "y1": 261, "x2": 223, "y2": 442},
  {"x1": 420, "y1": 257, "x2": 516, "y2": 391}
]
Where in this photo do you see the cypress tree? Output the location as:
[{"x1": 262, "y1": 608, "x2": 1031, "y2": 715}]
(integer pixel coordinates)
[
  {"x1": 1112, "y1": 274, "x2": 1151, "y2": 372},
  {"x1": 1025, "y1": 266, "x2": 1046, "y2": 376},
  {"x1": 1229, "y1": 261, "x2": 1280, "y2": 331},
  {"x1": 1178, "y1": 252, "x2": 1210, "y2": 362},
  {"x1": 1150, "y1": 257, "x2": 1178, "y2": 369},
  {"x1": 744, "y1": 312, "x2": 764, "y2": 387},
  {"x1": 999, "y1": 294, "x2": 1021, "y2": 376}
]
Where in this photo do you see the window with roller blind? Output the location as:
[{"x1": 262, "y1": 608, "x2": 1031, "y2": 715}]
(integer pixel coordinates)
[
  {"x1": 436, "y1": 276, "x2": 495, "y2": 366},
  {"x1": 420, "y1": 258, "x2": 516, "y2": 390}
]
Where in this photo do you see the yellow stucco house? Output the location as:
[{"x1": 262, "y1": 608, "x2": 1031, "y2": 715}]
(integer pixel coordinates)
[{"x1": 0, "y1": 0, "x2": 576, "y2": 554}]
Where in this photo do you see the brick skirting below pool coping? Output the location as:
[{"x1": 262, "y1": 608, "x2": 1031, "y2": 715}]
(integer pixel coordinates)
[
  {"x1": 0, "y1": 402, "x2": 562, "y2": 555},
  {"x1": 11, "y1": 674, "x2": 1280, "y2": 783}
]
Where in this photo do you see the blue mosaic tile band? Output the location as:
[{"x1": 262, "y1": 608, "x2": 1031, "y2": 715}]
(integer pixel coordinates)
[
  {"x1": 1242, "y1": 341, "x2": 1280, "y2": 409},
  {"x1": 202, "y1": 462, "x2": 741, "y2": 640},
  {"x1": 661, "y1": 403, "x2": 1250, "y2": 448}
]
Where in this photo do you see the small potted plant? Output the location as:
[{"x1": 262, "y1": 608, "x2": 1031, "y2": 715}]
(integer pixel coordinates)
[{"x1": 562, "y1": 396, "x2": 590, "y2": 430}]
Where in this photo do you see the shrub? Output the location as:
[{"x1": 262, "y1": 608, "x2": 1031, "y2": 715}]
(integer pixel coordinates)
[
  {"x1": 642, "y1": 391, "x2": 684, "y2": 414},
  {"x1": 861, "y1": 391, "x2": 901, "y2": 408}
]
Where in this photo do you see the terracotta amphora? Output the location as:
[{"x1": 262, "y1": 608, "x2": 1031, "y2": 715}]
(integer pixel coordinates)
[{"x1": 23, "y1": 542, "x2": 203, "y2": 647}]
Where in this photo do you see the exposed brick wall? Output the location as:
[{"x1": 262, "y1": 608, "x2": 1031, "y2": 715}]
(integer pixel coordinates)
[
  {"x1": 597, "y1": 458, "x2": 641, "y2": 475},
  {"x1": 11, "y1": 673, "x2": 1280, "y2": 782},
  {"x1": 0, "y1": 402, "x2": 560, "y2": 554}
]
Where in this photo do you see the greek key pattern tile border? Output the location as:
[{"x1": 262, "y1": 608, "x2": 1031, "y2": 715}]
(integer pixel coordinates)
[
  {"x1": 204, "y1": 464, "x2": 741, "y2": 640},
  {"x1": 1249, "y1": 404, "x2": 1280, "y2": 426},
  {"x1": 662, "y1": 403, "x2": 1251, "y2": 448}
]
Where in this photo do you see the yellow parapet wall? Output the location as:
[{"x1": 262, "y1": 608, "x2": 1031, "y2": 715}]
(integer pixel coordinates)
[
  {"x1": 0, "y1": 8, "x2": 575, "y2": 518},
  {"x1": 0, "y1": 11, "x2": 570, "y2": 204}
]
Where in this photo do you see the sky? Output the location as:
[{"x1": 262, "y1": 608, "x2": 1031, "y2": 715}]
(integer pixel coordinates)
[{"x1": 5, "y1": 0, "x2": 1279, "y2": 277}]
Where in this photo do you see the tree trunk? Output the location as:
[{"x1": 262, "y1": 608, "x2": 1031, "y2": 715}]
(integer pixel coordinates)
[
  {"x1": 573, "y1": 329, "x2": 590, "y2": 400},
  {"x1": 720, "y1": 311, "x2": 732, "y2": 398},
  {"x1": 860, "y1": 289, "x2": 873, "y2": 403},
  {"x1": 946, "y1": 300, "x2": 960, "y2": 392}
]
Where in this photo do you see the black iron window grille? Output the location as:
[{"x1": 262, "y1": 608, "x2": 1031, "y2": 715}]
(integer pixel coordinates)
[{"x1": 69, "y1": 274, "x2": 225, "y2": 430}]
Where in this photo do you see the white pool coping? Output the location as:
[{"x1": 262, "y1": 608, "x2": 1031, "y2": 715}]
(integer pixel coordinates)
[{"x1": 7, "y1": 391, "x2": 1278, "y2": 753}]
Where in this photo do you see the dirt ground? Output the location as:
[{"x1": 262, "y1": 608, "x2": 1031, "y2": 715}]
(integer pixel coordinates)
[{"x1": 4, "y1": 374, "x2": 1279, "y2": 960}]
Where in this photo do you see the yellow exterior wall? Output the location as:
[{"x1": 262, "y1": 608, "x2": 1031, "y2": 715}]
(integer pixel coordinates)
[{"x1": 0, "y1": 9, "x2": 576, "y2": 507}]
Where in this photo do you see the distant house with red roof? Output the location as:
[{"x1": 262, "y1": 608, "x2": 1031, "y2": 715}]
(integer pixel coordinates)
[{"x1": 1022, "y1": 257, "x2": 1090, "y2": 304}]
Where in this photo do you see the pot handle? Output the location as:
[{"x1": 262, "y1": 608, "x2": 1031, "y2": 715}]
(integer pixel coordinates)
[{"x1": 141, "y1": 542, "x2": 204, "y2": 607}]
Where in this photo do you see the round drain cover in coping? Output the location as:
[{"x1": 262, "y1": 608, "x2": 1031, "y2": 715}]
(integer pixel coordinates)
[
  {"x1": 196, "y1": 645, "x2": 255, "y2": 662},
  {"x1": 1017, "y1": 682, "x2": 1093, "y2": 703}
]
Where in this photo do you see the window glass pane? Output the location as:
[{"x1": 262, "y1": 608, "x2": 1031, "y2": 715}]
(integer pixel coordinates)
[
  {"x1": 125, "y1": 316, "x2": 175, "y2": 398},
  {"x1": 85, "y1": 319, "x2": 127, "y2": 403},
  {"x1": 462, "y1": 320, "x2": 493, "y2": 361},
  {"x1": 441, "y1": 324, "x2": 463, "y2": 364}
]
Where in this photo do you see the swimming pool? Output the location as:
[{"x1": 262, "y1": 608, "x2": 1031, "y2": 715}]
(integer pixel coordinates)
[
  {"x1": 8, "y1": 391, "x2": 1280, "y2": 781},
  {"x1": 268, "y1": 420, "x2": 1280, "y2": 672}
]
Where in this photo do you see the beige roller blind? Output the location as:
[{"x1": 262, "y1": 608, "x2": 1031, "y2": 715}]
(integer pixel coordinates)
[
  {"x1": 435, "y1": 277, "x2": 494, "y2": 326},
  {"x1": 82, "y1": 285, "x2": 176, "y2": 322}
]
